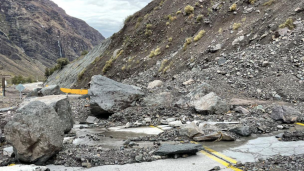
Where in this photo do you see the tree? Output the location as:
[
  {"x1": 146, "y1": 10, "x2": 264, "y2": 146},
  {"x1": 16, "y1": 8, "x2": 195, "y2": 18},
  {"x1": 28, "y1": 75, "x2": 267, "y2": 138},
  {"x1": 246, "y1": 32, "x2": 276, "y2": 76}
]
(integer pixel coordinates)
[{"x1": 45, "y1": 68, "x2": 50, "y2": 77}]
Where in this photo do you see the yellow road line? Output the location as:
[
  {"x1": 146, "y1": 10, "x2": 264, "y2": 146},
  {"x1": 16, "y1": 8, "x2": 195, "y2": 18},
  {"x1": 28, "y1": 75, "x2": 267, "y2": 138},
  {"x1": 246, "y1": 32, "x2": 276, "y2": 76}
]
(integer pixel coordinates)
[
  {"x1": 45, "y1": 85, "x2": 88, "y2": 95},
  {"x1": 191, "y1": 141, "x2": 242, "y2": 171},
  {"x1": 296, "y1": 123, "x2": 304, "y2": 126},
  {"x1": 204, "y1": 146, "x2": 238, "y2": 164},
  {"x1": 200, "y1": 150, "x2": 243, "y2": 171},
  {"x1": 149, "y1": 125, "x2": 164, "y2": 131}
]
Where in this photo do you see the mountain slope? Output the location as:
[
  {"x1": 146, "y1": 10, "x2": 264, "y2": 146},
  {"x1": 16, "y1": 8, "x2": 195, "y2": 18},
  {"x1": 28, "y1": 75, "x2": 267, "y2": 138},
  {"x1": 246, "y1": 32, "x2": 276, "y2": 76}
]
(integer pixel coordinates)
[
  {"x1": 49, "y1": 0, "x2": 304, "y2": 103},
  {"x1": 0, "y1": 0, "x2": 104, "y2": 77}
]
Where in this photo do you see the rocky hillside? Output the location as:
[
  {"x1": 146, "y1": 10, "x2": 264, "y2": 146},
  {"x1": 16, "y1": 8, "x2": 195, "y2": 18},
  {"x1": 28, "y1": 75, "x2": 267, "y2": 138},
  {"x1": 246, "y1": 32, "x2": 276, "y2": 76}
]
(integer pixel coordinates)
[
  {"x1": 49, "y1": 0, "x2": 304, "y2": 102},
  {"x1": 0, "y1": 0, "x2": 104, "y2": 77}
]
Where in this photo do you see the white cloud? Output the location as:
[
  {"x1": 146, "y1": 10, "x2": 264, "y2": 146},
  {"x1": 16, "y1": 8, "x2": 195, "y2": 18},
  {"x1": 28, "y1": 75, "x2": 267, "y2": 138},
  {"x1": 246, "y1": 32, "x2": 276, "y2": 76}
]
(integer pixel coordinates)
[{"x1": 51, "y1": 0, "x2": 152, "y2": 38}]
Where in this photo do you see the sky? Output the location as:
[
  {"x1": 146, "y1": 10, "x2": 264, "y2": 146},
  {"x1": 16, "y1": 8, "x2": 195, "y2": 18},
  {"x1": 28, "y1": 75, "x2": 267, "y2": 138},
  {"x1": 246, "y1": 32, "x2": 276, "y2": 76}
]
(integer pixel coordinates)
[{"x1": 51, "y1": 0, "x2": 152, "y2": 38}]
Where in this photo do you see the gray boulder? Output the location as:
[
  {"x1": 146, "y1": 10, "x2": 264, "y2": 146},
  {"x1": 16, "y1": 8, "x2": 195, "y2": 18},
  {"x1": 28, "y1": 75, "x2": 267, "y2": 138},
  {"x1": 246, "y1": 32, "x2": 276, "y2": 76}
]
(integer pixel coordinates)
[
  {"x1": 175, "y1": 83, "x2": 213, "y2": 109},
  {"x1": 179, "y1": 122, "x2": 203, "y2": 138},
  {"x1": 234, "y1": 106, "x2": 250, "y2": 115},
  {"x1": 271, "y1": 105, "x2": 302, "y2": 123},
  {"x1": 26, "y1": 88, "x2": 42, "y2": 98},
  {"x1": 193, "y1": 92, "x2": 229, "y2": 114},
  {"x1": 193, "y1": 132, "x2": 235, "y2": 141},
  {"x1": 230, "y1": 126, "x2": 252, "y2": 137},
  {"x1": 88, "y1": 75, "x2": 144, "y2": 115},
  {"x1": 20, "y1": 96, "x2": 74, "y2": 133},
  {"x1": 41, "y1": 85, "x2": 62, "y2": 96},
  {"x1": 4, "y1": 101, "x2": 65, "y2": 164},
  {"x1": 154, "y1": 144, "x2": 202, "y2": 156}
]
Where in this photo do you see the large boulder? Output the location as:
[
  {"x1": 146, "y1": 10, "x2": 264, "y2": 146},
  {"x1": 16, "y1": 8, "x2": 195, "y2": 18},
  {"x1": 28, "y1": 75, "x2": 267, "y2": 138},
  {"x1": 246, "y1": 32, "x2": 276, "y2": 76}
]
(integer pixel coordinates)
[
  {"x1": 230, "y1": 126, "x2": 252, "y2": 137},
  {"x1": 271, "y1": 105, "x2": 302, "y2": 123},
  {"x1": 175, "y1": 83, "x2": 213, "y2": 109},
  {"x1": 88, "y1": 75, "x2": 144, "y2": 115},
  {"x1": 4, "y1": 101, "x2": 65, "y2": 164},
  {"x1": 41, "y1": 85, "x2": 62, "y2": 96},
  {"x1": 20, "y1": 96, "x2": 74, "y2": 133},
  {"x1": 193, "y1": 92, "x2": 229, "y2": 114}
]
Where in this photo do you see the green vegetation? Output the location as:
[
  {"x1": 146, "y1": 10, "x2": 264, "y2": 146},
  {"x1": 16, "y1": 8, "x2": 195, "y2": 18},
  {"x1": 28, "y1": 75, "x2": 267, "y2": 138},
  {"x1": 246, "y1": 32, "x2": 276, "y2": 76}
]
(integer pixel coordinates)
[
  {"x1": 279, "y1": 18, "x2": 295, "y2": 30},
  {"x1": 197, "y1": 14, "x2": 203, "y2": 22},
  {"x1": 263, "y1": 0, "x2": 275, "y2": 6},
  {"x1": 12, "y1": 75, "x2": 33, "y2": 84},
  {"x1": 144, "y1": 13, "x2": 150, "y2": 20},
  {"x1": 168, "y1": 37, "x2": 173, "y2": 42},
  {"x1": 229, "y1": 3, "x2": 237, "y2": 11},
  {"x1": 124, "y1": 15, "x2": 133, "y2": 25},
  {"x1": 176, "y1": 10, "x2": 182, "y2": 15},
  {"x1": 163, "y1": 61, "x2": 173, "y2": 73},
  {"x1": 183, "y1": 37, "x2": 193, "y2": 51},
  {"x1": 194, "y1": 30, "x2": 206, "y2": 42},
  {"x1": 249, "y1": 0, "x2": 256, "y2": 4},
  {"x1": 145, "y1": 29, "x2": 153, "y2": 36},
  {"x1": 135, "y1": 17, "x2": 143, "y2": 29},
  {"x1": 78, "y1": 69, "x2": 86, "y2": 81},
  {"x1": 149, "y1": 47, "x2": 161, "y2": 58},
  {"x1": 184, "y1": 5, "x2": 194, "y2": 15},
  {"x1": 81, "y1": 50, "x2": 88, "y2": 56},
  {"x1": 102, "y1": 50, "x2": 124, "y2": 74},
  {"x1": 233, "y1": 23, "x2": 242, "y2": 30},
  {"x1": 218, "y1": 28, "x2": 223, "y2": 34},
  {"x1": 195, "y1": 2, "x2": 200, "y2": 7},
  {"x1": 159, "y1": 59, "x2": 168, "y2": 72},
  {"x1": 146, "y1": 24, "x2": 153, "y2": 29},
  {"x1": 46, "y1": 58, "x2": 69, "y2": 77}
]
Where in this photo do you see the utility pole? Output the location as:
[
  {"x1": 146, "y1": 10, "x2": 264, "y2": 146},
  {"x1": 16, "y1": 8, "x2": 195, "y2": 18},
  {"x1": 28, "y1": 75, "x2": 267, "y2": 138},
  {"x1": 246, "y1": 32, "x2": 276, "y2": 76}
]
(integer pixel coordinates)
[{"x1": 1, "y1": 75, "x2": 11, "y2": 97}]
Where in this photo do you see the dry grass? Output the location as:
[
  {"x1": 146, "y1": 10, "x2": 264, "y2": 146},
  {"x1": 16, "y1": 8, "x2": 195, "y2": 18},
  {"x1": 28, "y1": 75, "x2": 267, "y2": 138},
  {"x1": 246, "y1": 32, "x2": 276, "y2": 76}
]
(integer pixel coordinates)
[
  {"x1": 263, "y1": 0, "x2": 275, "y2": 6},
  {"x1": 159, "y1": 59, "x2": 168, "y2": 72},
  {"x1": 229, "y1": 3, "x2": 237, "y2": 11},
  {"x1": 184, "y1": 5, "x2": 194, "y2": 15},
  {"x1": 183, "y1": 37, "x2": 193, "y2": 51},
  {"x1": 102, "y1": 50, "x2": 123, "y2": 74},
  {"x1": 249, "y1": 0, "x2": 256, "y2": 4},
  {"x1": 168, "y1": 37, "x2": 173, "y2": 42},
  {"x1": 197, "y1": 14, "x2": 203, "y2": 22},
  {"x1": 233, "y1": 23, "x2": 242, "y2": 30},
  {"x1": 149, "y1": 47, "x2": 161, "y2": 58},
  {"x1": 194, "y1": 30, "x2": 206, "y2": 42},
  {"x1": 279, "y1": 18, "x2": 295, "y2": 30}
]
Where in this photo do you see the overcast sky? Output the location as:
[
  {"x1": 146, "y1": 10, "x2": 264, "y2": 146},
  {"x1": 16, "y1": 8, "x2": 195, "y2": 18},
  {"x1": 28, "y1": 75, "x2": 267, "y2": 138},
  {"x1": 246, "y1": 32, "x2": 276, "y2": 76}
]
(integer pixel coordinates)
[{"x1": 51, "y1": 0, "x2": 152, "y2": 38}]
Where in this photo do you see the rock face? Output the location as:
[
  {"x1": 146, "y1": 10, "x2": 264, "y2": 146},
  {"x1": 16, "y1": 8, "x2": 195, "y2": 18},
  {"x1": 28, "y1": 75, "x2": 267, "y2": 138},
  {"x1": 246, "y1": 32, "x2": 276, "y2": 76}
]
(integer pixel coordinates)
[
  {"x1": 4, "y1": 101, "x2": 65, "y2": 164},
  {"x1": 0, "y1": 0, "x2": 104, "y2": 77},
  {"x1": 41, "y1": 85, "x2": 62, "y2": 96},
  {"x1": 20, "y1": 95, "x2": 74, "y2": 133},
  {"x1": 154, "y1": 144, "x2": 202, "y2": 156},
  {"x1": 193, "y1": 92, "x2": 229, "y2": 114},
  {"x1": 271, "y1": 106, "x2": 302, "y2": 123},
  {"x1": 88, "y1": 75, "x2": 145, "y2": 115},
  {"x1": 44, "y1": 39, "x2": 111, "y2": 88}
]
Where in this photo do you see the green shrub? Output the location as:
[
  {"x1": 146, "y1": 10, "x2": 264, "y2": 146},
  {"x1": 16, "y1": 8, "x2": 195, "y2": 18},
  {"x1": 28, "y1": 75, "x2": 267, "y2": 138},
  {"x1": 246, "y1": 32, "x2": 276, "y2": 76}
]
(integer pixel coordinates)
[
  {"x1": 176, "y1": 10, "x2": 182, "y2": 15},
  {"x1": 11, "y1": 75, "x2": 33, "y2": 84},
  {"x1": 196, "y1": 14, "x2": 203, "y2": 22},
  {"x1": 81, "y1": 50, "x2": 88, "y2": 56},
  {"x1": 159, "y1": 59, "x2": 168, "y2": 72},
  {"x1": 78, "y1": 69, "x2": 85, "y2": 80},
  {"x1": 249, "y1": 0, "x2": 256, "y2": 4},
  {"x1": 183, "y1": 37, "x2": 193, "y2": 51},
  {"x1": 194, "y1": 30, "x2": 206, "y2": 42},
  {"x1": 279, "y1": 18, "x2": 295, "y2": 30},
  {"x1": 56, "y1": 58, "x2": 69, "y2": 70},
  {"x1": 168, "y1": 37, "x2": 173, "y2": 42},
  {"x1": 146, "y1": 24, "x2": 153, "y2": 29},
  {"x1": 102, "y1": 50, "x2": 123, "y2": 74},
  {"x1": 145, "y1": 29, "x2": 153, "y2": 36},
  {"x1": 124, "y1": 15, "x2": 133, "y2": 25},
  {"x1": 149, "y1": 47, "x2": 161, "y2": 58},
  {"x1": 184, "y1": 5, "x2": 194, "y2": 15}
]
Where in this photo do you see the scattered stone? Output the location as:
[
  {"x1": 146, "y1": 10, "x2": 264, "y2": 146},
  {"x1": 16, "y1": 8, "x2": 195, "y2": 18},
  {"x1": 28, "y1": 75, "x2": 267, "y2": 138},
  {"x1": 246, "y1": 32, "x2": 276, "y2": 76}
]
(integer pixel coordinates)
[
  {"x1": 41, "y1": 85, "x2": 62, "y2": 96},
  {"x1": 208, "y1": 44, "x2": 222, "y2": 53},
  {"x1": 147, "y1": 80, "x2": 163, "y2": 89},
  {"x1": 0, "y1": 165, "x2": 50, "y2": 171},
  {"x1": 4, "y1": 101, "x2": 65, "y2": 164},
  {"x1": 154, "y1": 144, "x2": 202, "y2": 156},
  {"x1": 230, "y1": 126, "x2": 252, "y2": 137},
  {"x1": 179, "y1": 122, "x2": 203, "y2": 138},
  {"x1": 169, "y1": 121, "x2": 183, "y2": 127},
  {"x1": 194, "y1": 132, "x2": 235, "y2": 141},
  {"x1": 88, "y1": 75, "x2": 144, "y2": 116},
  {"x1": 142, "y1": 92, "x2": 173, "y2": 107},
  {"x1": 3, "y1": 146, "x2": 14, "y2": 157},
  {"x1": 193, "y1": 92, "x2": 229, "y2": 114},
  {"x1": 232, "y1": 36, "x2": 245, "y2": 46},
  {"x1": 234, "y1": 106, "x2": 250, "y2": 115},
  {"x1": 271, "y1": 105, "x2": 302, "y2": 123},
  {"x1": 183, "y1": 79, "x2": 195, "y2": 86},
  {"x1": 86, "y1": 116, "x2": 100, "y2": 124},
  {"x1": 26, "y1": 88, "x2": 42, "y2": 98}
]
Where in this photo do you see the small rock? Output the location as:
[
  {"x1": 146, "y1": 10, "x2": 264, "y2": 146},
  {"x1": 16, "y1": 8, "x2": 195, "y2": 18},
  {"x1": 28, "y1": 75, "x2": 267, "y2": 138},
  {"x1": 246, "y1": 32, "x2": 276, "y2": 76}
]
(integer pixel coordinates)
[{"x1": 147, "y1": 80, "x2": 163, "y2": 89}]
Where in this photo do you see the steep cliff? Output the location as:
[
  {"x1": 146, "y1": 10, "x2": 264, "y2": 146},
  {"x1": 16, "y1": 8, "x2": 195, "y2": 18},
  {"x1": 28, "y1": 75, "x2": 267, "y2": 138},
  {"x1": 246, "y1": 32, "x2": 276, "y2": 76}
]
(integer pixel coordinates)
[{"x1": 0, "y1": 0, "x2": 105, "y2": 77}]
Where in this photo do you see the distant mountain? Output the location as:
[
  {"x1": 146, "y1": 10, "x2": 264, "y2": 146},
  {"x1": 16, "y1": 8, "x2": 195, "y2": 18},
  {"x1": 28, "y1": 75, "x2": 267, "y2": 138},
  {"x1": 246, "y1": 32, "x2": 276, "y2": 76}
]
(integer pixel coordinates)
[{"x1": 0, "y1": 0, "x2": 104, "y2": 77}]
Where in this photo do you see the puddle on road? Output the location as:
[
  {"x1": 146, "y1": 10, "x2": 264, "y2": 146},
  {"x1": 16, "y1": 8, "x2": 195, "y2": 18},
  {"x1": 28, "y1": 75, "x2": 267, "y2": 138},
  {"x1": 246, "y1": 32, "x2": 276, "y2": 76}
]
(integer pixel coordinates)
[
  {"x1": 72, "y1": 125, "x2": 162, "y2": 149},
  {"x1": 200, "y1": 125, "x2": 304, "y2": 163}
]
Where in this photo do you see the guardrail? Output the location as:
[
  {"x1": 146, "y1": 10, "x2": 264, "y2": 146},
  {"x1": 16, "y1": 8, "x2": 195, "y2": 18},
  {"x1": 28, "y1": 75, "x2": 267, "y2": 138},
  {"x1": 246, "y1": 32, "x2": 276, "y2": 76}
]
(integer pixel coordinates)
[{"x1": 46, "y1": 85, "x2": 88, "y2": 95}]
